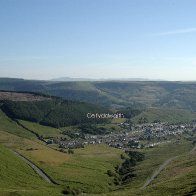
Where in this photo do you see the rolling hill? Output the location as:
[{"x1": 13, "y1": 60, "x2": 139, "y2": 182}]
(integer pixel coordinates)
[
  {"x1": 1, "y1": 78, "x2": 196, "y2": 110},
  {"x1": 0, "y1": 79, "x2": 196, "y2": 196}
]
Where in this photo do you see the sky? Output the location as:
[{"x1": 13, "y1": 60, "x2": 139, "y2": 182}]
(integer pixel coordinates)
[{"x1": 0, "y1": 0, "x2": 196, "y2": 81}]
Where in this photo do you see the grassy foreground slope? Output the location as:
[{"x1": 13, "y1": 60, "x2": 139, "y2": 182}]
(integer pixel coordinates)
[
  {"x1": 0, "y1": 128, "x2": 123, "y2": 194},
  {"x1": 0, "y1": 125, "x2": 195, "y2": 195},
  {"x1": 20, "y1": 144, "x2": 123, "y2": 194},
  {"x1": 0, "y1": 100, "x2": 195, "y2": 195},
  {"x1": 0, "y1": 145, "x2": 62, "y2": 196},
  {"x1": 88, "y1": 142, "x2": 194, "y2": 196},
  {"x1": 0, "y1": 109, "x2": 123, "y2": 194},
  {"x1": 1, "y1": 126, "x2": 194, "y2": 196},
  {"x1": 145, "y1": 149, "x2": 196, "y2": 196}
]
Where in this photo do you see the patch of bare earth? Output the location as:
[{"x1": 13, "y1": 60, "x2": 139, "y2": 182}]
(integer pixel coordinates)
[{"x1": 0, "y1": 92, "x2": 51, "y2": 101}]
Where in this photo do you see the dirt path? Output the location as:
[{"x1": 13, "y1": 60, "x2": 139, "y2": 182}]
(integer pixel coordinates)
[
  {"x1": 142, "y1": 157, "x2": 175, "y2": 189},
  {"x1": 190, "y1": 145, "x2": 196, "y2": 154},
  {"x1": 142, "y1": 144, "x2": 196, "y2": 189},
  {"x1": 12, "y1": 151, "x2": 58, "y2": 184}
]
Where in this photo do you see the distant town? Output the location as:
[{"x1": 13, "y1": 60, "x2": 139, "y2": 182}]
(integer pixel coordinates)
[{"x1": 46, "y1": 122, "x2": 196, "y2": 150}]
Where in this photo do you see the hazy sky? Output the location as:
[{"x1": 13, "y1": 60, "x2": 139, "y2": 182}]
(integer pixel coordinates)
[{"x1": 1, "y1": 0, "x2": 196, "y2": 80}]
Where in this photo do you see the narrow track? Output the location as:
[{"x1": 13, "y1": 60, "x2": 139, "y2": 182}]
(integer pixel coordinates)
[
  {"x1": 12, "y1": 151, "x2": 58, "y2": 184},
  {"x1": 142, "y1": 157, "x2": 175, "y2": 189},
  {"x1": 142, "y1": 144, "x2": 196, "y2": 189}
]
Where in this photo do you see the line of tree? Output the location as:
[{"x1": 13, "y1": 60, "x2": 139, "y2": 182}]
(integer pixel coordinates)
[{"x1": 107, "y1": 151, "x2": 145, "y2": 185}]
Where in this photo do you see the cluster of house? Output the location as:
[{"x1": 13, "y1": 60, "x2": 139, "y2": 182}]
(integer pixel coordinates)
[
  {"x1": 48, "y1": 132, "x2": 138, "y2": 149},
  {"x1": 46, "y1": 122, "x2": 196, "y2": 149},
  {"x1": 133, "y1": 122, "x2": 196, "y2": 139}
]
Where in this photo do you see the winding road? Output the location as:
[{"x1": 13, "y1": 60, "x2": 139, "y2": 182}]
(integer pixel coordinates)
[
  {"x1": 12, "y1": 151, "x2": 57, "y2": 184},
  {"x1": 142, "y1": 144, "x2": 196, "y2": 189}
]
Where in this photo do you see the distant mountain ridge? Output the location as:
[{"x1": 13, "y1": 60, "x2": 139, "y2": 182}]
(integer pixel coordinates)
[
  {"x1": 51, "y1": 77, "x2": 157, "y2": 82},
  {"x1": 1, "y1": 78, "x2": 196, "y2": 111}
]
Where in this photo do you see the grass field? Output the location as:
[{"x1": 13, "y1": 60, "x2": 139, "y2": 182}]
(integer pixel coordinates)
[
  {"x1": 145, "y1": 149, "x2": 196, "y2": 196},
  {"x1": 0, "y1": 145, "x2": 63, "y2": 196},
  {"x1": 88, "y1": 141, "x2": 194, "y2": 196},
  {"x1": 19, "y1": 120, "x2": 63, "y2": 138},
  {"x1": 132, "y1": 107, "x2": 196, "y2": 123},
  {"x1": 20, "y1": 144, "x2": 123, "y2": 194},
  {"x1": 0, "y1": 109, "x2": 35, "y2": 139}
]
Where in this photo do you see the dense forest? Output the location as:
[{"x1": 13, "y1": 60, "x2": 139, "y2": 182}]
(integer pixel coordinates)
[{"x1": 1, "y1": 99, "x2": 109, "y2": 128}]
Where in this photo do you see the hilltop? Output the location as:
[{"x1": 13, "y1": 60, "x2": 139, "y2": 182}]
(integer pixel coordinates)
[{"x1": 1, "y1": 78, "x2": 196, "y2": 110}]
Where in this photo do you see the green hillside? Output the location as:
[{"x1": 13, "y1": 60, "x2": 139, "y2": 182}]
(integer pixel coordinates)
[
  {"x1": 145, "y1": 149, "x2": 196, "y2": 196},
  {"x1": 88, "y1": 141, "x2": 195, "y2": 196},
  {"x1": 0, "y1": 109, "x2": 35, "y2": 139},
  {"x1": 0, "y1": 145, "x2": 62, "y2": 196},
  {"x1": 0, "y1": 79, "x2": 196, "y2": 195},
  {"x1": 20, "y1": 144, "x2": 123, "y2": 194},
  {"x1": 0, "y1": 120, "x2": 123, "y2": 194},
  {"x1": 1, "y1": 78, "x2": 196, "y2": 110},
  {"x1": 132, "y1": 107, "x2": 196, "y2": 123},
  {"x1": 19, "y1": 120, "x2": 62, "y2": 138},
  {"x1": 0, "y1": 109, "x2": 195, "y2": 195}
]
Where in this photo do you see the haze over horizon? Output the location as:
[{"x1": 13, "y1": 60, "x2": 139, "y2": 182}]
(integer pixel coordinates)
[
  {"x1": 1, "y1": 76, "x2": 196, "y2": 82},
  {"x1": 1, "y1": 0, "x2": 196, "y2": 81}
]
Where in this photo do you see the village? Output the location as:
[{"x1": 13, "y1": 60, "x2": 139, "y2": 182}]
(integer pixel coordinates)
[{"x1": 47, "y1": 122, "x2": 196, "y2": 150}]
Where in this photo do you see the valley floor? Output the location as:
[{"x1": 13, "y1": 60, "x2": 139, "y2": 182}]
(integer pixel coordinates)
[{"x1": 0, "y1": 108, "x2": 195, "y2": 196}]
